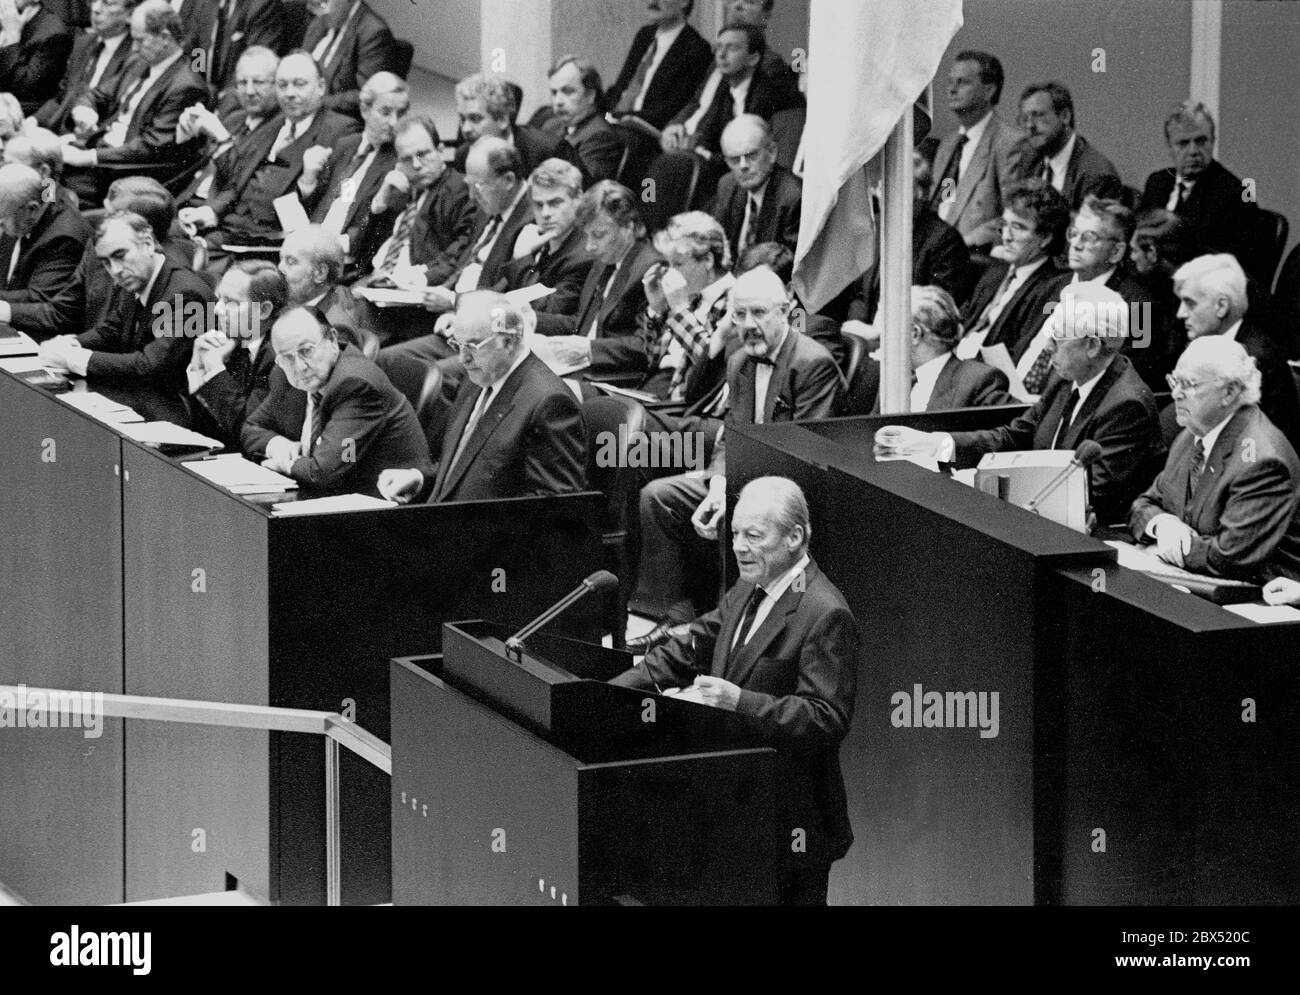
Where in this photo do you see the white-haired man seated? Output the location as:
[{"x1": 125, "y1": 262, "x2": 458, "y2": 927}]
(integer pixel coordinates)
[
  {"x1": 1129, "y1": 335, "x2": 1300, "y2": 581},
  {"x1": 612, "y1": 475, "x2": 859, "y2": 906}
]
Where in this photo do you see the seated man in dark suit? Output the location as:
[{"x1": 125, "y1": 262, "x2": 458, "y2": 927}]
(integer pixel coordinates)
[
  {"x1": 353, "y1": 114, "x2": 475, "y2": 285},
  {"x1": 242, "y1": 304, "x2": 431, "y2": 495},
  {"x1": 2, "y1": 127, "x2": 76, "y2": 208},
  {"x1": 178, "y1": 51, "x2": 360, "y2": 255},
  {"x1": 1139, "y1": 101, "x2": 1266, "y2": 283},
  {"x1": 59, "y1": 0, "x2": 210, "y2": 203},
  {"x1": 1013, "y1": 81, "x2": 1121, "y2": 208},
  {"x1": 613, "y1": 474, "x2": 859, "y2": 906},
  {"x1": 301, "y1": 0, "x2": 396, "y2": 119},
  {"x1": 278, "y1": 224, "x2": 374, "y2": 334},
  {"x1": 37, "y1": 210, "x2": 214, "y2": 394},
  {"x1": 33, "y1": 0, "x2": 133, "y2": 134},
  {"x1": 630, "y1": 266, "x2": 842, "y2": 646},
  {"x1": 1171, "y1": 252, "x2": 1300, "y2": 449},
  {"x1": 186, "y1": 258, "x2": 289, "y2": 445},
  {"x1": 185, "y1": 0, "x2": 283, "y2": 98},
  {"x1": 306, "y1": 71, "x2": 409, "y2": 264},
  {"x1": 876, "y1": 282, "x2": 1165, "y2": 526},
  {"x1": 875, "y1": 286, "x2": 1010, "y2": 412},
  {"x1": 606, "y1": 0, "x2": 712, "y2": 131},
  {"x1": 711, "y1": 114, "x2": 799, "y2": 259},
  {"x1": 958, "y1": 179, "x2": 1069, "y2": 361},
  {"x1": 1131, "y1": 335, "x2": 1300, "y2": 581},
  {"x1": 0, "y1": 0, "x2": 74, "y2": 116},
  {"x1": 545, "y1": 56, "x2": 622, "y2": 183},
  {"x1": 377, "y1": 290, "x2": 586, "y2": 504},
  {"x1": 531, "y1": 179, "x2": 664, "y2": 380},
  {"x1": 451, "y1": 72, "x2": 582, "y2": 180},
  {"x1": 0, "y1": 163, "x2": 92, "y2": 327}
]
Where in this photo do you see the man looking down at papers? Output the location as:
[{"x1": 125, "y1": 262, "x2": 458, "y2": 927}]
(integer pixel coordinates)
[
  {"x1": 612, "y1": 475, "x2": 858, "y2": 906},
  {"x1": 241, "y1": 305, "x2": 431, "y2": 496},
  {"x1": 874, "y1": 282, "x2": 1164, "y2": 526},
  {"x1": 1129, "y1": 336, "x2": 1300, "y2": 580}
]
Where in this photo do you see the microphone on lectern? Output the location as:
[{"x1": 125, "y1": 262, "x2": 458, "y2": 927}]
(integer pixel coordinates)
[
  {"x1": 1025, "y1": 440, "x2": 1103, "y2": 513},
  {"x1": 504, "y1": 571, "x2": 619, "y2": 660}
]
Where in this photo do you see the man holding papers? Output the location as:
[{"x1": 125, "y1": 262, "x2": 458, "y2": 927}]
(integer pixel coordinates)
[
  {"x1": 875, "y1": 282, "x2": 1164, "y2": 526},
  {"x1": 1129, "y1": 336, "x2": 1300, "y2": 581},
  {"x1": 241, "y1": 306, "x2": 431, "y2": 495}
]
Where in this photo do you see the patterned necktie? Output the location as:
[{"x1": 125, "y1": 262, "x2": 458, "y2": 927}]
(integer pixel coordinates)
[
  {"x1": 1170, "y1": 178, "x2": 1191, "y2": 213},
  {"x1": 616, "y1": 37, "x2": 658, "y2": 113},
  {"x1": 729, "y1": 585, "x2": 766, "y2": 661},
  {"x1": 379, "y1": 194, "x2": 422, "y2": 274},
  {"x1": 932, "y1": 133, "x2": 967, "y2": 210},
  {"x1": 269, "y1": 119, "x2": 300, "y2": 161},
  {"x1": 112, "y1": 66, "x2": 149, "y2": 125},
  {"x1": 1040, "y1": 159, "x2": 1053, "y2": 186},
  {"x1": 81, "y1": 39, "x2": 105, "y2": 89},
  {"x1": 740, "y1": 194, "x2": 760, "y2": 252},
  {"x1": 308, "y1": 391, "x2": 324, "y2": 456},
  {"x1": 1022, "y1": 345, "x2": 1055, "y2": 395},
  {"x1": 1187, "y1": 437, "x2": 1206, "y2": 503},
  {"x1": 1053, "y1": 387, "x2": 1081, "y2": 448}
]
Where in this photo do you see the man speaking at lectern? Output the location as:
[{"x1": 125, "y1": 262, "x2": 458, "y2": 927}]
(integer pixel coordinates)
[{"x1": 611, "y1": 476, "x2": 859, "y2": 905}]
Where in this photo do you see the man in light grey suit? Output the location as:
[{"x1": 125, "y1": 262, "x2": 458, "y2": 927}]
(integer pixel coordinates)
[{"x1": 929, "y1": 50, "x2": 1026, "y2": 249}]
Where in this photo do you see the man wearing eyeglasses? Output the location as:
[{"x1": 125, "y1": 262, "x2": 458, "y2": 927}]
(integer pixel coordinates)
[
  {"x1": 875, "y1": 281, "x2": 1165, "y2": 528},
  {"x1": 376, "y1": 291, "x2": 586, "y2": 504},
  {"x1": 241, "y1": 305, "x2": 431, "y2": 495},
  {"x1": 711, "y1": 114, "x2": 800, "y2": 260},
  {"x1": 1130, "y1": 335, "x2": 1300, "y2": 580}
]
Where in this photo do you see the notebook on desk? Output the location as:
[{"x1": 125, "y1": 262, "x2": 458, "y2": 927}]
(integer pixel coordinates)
[{"x1": 1106, "y1": 541, "x2": 1262, "y2": 604}]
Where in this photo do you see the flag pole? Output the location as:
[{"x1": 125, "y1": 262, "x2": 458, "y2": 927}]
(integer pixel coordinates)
[{"x1": 877, "y1": 108, "x2": 914, "y2": 414}]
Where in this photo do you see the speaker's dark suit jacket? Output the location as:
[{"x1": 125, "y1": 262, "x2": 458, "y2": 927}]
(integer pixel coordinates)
[
  {"x1": 242, "y1": 344, "x2": 433, "y2": 496},
  {"x1": 358, "y1": 168, "x2": 477, "y2": 283},
  {"x1": 76, "y1": 257, "x2": 215, "y2": 390},
  {"x1": 208, "y1": 109, "x2": 360, "y2": 233},
  {"x1": 963, "y1": 258, "x2": 1067, "y2": 363},
  {"x1": 308, "y1": 133, "x2": 396, "y2": 254},
  {"x1": 951, "y1": 353, "x2": 1165, "y2": 524},
  {"x1": 1130, "y1": 404, "x2": 1300, "y2": 581},
  {"x1": 870, "y1": 354, "x2": 1010, "y2": 413},
  {"x1": 417, "y1": 352, "x2": 587, "y2": 503},
  {"x1": 534, "y1": 237, "x2": 664, "y2": 377},
  {"x1": 1015, "y1": 133, "x2": 1122, "y2": 208},
  {"x1": 191, "y1": 336, "x2": 275, "y2": 446},
  {"x1": 177, "y1": 0, "x2": 284, "y2": 92},
  {"x1": 33, "y1": 27, "x2": 132, "y2": 133},
  {"x1": 79, "y1": 55, "x2": 211, "y2": 170},
  {"x1": 497, "y1": 224, "x2": 594, "y2": 319},
  {"x1": 606, "y1": 21, "x2": 713, "y2": 130},
  {"x1": 301, "y1": 1, "x2": 396, "y2": 118},
  {"x1": 612, "y1": 557, "x2": 860, "y2": 866},
  {"x1": 712, "y1": 162, "x2": 802, "y2": 260},
  {"x1": 0, "y1": 200, "x2": 93, "y2": 314},
  {"x1": 0, "y1": 5, "x2": 74, "y2": 116},
  {"x1": 1140, "y1": 159, "x2": 1266, "y2": 280}
]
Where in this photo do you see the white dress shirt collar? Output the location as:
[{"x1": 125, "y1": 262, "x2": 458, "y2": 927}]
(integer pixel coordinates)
[
  {"x1": 482, "y1": 346, "x2": 530, "y2": 397},
  {"x1": 135, "y1": 254, "x2": 166, "y2": 307},
  {"x1": 1196, "y1": 409, "x2": 1233, "y2": 458},
  {"x1": 1222, "y1": 319, "x2": 1243, "y2": 342},
  {"x1": 911, "y1": 352, "x2": 950, "y2": 410},
  {"x1": 733, "y1": 552, "x2": 812, "y2": 648},
  {"x1": 1046, "y1": 131, "x2": 1077, "y2": 189},
  {"x1": 960, "y1": 109, "x2": 994, "y2": 145},
  {"x1": 728, "y1": 72, "x2": 754, "y2": 117}
]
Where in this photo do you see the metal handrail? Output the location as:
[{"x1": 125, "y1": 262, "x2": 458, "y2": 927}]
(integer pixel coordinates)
[{"x1": 0, "y1": 685, "x2": 390, "y2": 906}]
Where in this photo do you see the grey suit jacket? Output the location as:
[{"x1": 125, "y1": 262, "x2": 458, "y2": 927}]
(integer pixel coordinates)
[{"x1": 930, "y1": 113, "x2": 1025, "y2": 247}]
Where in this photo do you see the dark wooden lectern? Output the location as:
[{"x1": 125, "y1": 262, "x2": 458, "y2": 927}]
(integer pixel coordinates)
[{"x1": 390, "y1": 622, "x2": 782, "y2": 905}]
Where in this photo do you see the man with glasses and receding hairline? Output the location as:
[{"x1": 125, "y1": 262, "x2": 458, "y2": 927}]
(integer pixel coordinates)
[{"x1": 241, "y1": 304, "x2": 431, "y2": 496}]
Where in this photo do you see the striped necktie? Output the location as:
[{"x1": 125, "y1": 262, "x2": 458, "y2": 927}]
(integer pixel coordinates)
[{"x1": 308, "y1": 391, "x2": 324, "y2": 456}]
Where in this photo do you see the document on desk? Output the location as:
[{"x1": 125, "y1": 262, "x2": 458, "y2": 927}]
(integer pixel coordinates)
[
  {"x1": 272, "y1": 193, "x2": 311, "y2": 234},
  {"x1": 1105, "y1": 541, "x2": 1257, "y2": 587},
  {"x1": 119, "y1": 421, "x2": 223, "y2": 449},
  {"x1": 352, "y1": 286, "x2": 427, "y2": 308},
  {"x1": 0, "y1": 328, "x2": 40, "y2": 356},
  {"x1": 182, "y1": 454, "x2": 298, "y2": 493},
  {"x1": 504, "y1": 283, "x2": 555, "y2": 307},
  {"x1": 1223, "y1": 602, "x2": 1300, "y2": 624},
  {"x1": 270, "y1": 494, "x2": 396, "y2": 516},
  {"x1": 57, "y1": 392, "x2": 144, "y2": 423},
  {"x1": 0, "y1": 355, "x2": 52, "y2": 373}
]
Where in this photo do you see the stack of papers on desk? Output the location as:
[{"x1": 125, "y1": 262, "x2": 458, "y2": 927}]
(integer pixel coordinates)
[
  {"x1": 0, "y1": 327, "x2": 39, "y2": 357},
  {"x1": 0, "y1": 355, "x2": 50, "y2": 373},
  {"x1": 119, "y1": 421, "x2": 223, "y2": 449},
  {"x1": 1223, "y1": 603, "x2": 1300, "y2": 624},
  {"x1": 270, "y1": 494, "x2": 396, "y2": 515},
  {"x1": 58, "y1": 392, "x2": 144, "y2": 424},
  {"x1": 182, "y1": 454, "x2": 298, "y2": 493},
  {"x1": 352, "y1": 287, "x2": 427, "y2": 307}
]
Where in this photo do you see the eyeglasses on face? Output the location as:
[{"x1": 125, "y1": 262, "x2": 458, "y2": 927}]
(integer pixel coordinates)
[
  {"x1": 1166, "y1": 373, "x2": 1222, "y2": 394},
  {"x1": 1065, "y1": 227, "x2": 1118, "y2": 247},
  {"x1": 274, "y1": 339, "x2": 326, "y2": 367},
  {"x1": 398, "y1": 148, "x2": 439, "y2": 167},
  {"x1": 446, "y1": 334, "x2": 501, "y2": 354}
]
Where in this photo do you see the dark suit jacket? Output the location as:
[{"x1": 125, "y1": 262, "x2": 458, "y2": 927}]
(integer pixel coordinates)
[
  {"x1": 558, "y1": 111, "x2": 623, "y2": 183},
  {"x1": 606, "y1": 21, "x2": 713, "y2": 131},
  {"x1": 76, "y1": 256, "x2": 215, "y2": 389},
  {"x1": 673, "y1": 67, "x2": 805, "y2": 157},
  {"x1": 179, "y1": 0, "x2": 284, "y2": 92},
  {"x1": 0, "y1": 200, "x2": 93, "y2": 312},
  {"x1": 1140, "y1": 159, "x2": 1266, "y2": 281},
  {"x1": 962, "y1": 258, "x2": 1066, "y2": 363},
  {"x1": 951, "y1": 353, "x2": 1166, "y2": 524},
  {"x1": 856, "y1": 206, "x2": 974, "y2": 322},
  {"x1": 241, "y1": 344, "x2": 433, "y2": 496},
  {"x1": 209, "y1": 109, "x2": 360, "y2": 231},
  {"x1": 1237, "y1": 316, "x2": 1300, "y2": 450},
  {"x1": 612, "y1": 558, "x2": 860, "y2": 865},
  {"x1": 497, "y1": 224, "x2": 593, "y2": 318},
  {"x1": 534, "y1": 238, "x2": 664, "y2": 376},
  {"x1": 177, "y1": 107, "x2": 277, "y2": 208},
  {"x1": 191, "y1": 336, "x2": 275, "y2": 446},
  {"x1": 1015, "y1": 133, "x2": 1122, "y2": 208},
  {"x1": 308, "y1": 132, "x2": 396, "y2": 250},
  {"x1": 712, "y1": 162, "x2": 802, "y2": 260},
  {"x1": 301, "y1": 1, "x2": 396, "y2": 118},
  {"x1": 359, "y1": 168, "x2": 477, "y2": 283},
  {"x1": 314, "y1": 283, "x2": 376, "y2": 340},
  {"x1": 0, "y1": 6, "x2": 74, "y2": 116},
  {"x1": 930, "y1": 113, "x2": 1026, "y2": 247},
  {"x1": 420, "y1": 352, "x2": 587, "y2": 502},
  {"x1": 33, "y1": 27, "x2": 132, "y2": 132},
  {"x1": 451, "y1": 124, "x2": 585, "y2": 183},
  {"x1": 871, "y1": 354, "x2": 1010, "y2": 413},
  {"x1": 1130, "y1": 404, "x2": 1300, "y2": 581},
  {"x1": 81, "y1": 55, "x2": 211, "y2": 169}
]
